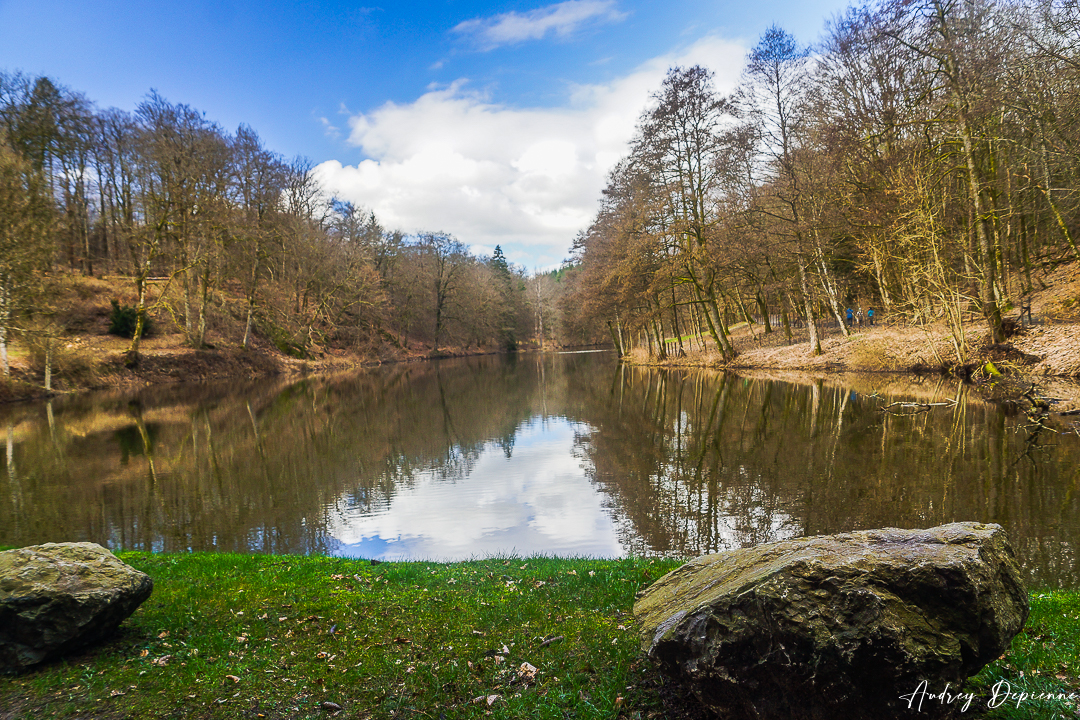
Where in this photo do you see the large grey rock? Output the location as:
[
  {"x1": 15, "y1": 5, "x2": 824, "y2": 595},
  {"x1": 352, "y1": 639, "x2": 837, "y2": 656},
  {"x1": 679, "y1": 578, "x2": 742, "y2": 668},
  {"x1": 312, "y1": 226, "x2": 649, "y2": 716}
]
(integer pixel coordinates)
[
  {"x1": 634, "y1": 523, "x2": 1028, "y2": 719},
  {"x1": 0, "y1": 542, "x2": 153, "y2": 670}
]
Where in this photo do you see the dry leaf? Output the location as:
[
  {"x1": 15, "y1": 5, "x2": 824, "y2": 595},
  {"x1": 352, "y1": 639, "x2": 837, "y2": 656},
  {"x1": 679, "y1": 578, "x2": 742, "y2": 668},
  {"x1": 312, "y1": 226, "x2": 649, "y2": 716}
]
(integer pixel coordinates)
[
  {"x1": 518, "y1": 661, "x2": 539, "y2": 683},
  {"x1": 225, "y1": 675, "x2": 241, "y2": 684}
]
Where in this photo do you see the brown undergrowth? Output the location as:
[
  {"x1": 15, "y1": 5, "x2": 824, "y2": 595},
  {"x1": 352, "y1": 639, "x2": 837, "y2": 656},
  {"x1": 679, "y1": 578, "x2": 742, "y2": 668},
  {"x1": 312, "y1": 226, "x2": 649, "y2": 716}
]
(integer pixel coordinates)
[{"x1": 0, "y1": 274, "x2": 517, "y2": 404}]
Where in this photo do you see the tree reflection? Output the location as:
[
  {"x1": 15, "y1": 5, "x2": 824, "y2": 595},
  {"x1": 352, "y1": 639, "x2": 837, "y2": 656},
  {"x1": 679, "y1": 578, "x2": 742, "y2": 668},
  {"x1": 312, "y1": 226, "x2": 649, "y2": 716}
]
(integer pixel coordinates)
[
  {"x1": 0, "y1": 356, "x2": 1077, "y2": 586},
  {"x1": 574, "y1": 367, "x2": 1080, "y2": 587}
]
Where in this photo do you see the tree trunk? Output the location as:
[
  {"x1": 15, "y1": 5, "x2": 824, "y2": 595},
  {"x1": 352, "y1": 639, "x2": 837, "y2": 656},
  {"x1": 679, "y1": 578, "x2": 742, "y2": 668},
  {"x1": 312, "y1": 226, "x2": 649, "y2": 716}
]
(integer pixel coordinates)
[
  {"x1": 43, "y1": 339, "x2": 52, "y2": 391},
  {"x1": 0, "y1": 280, "x2": 9, "y2": 377},
  {"x1": 814, "y1": 235, "x2": 850, "y2": 337},
  {"x1": 607, "y1": 320, "x2": 624, "y2": 358},
  {"x1": 796, "y1": 246, "x2": 822, "y2": 355},
  {"x1": 756, "y1": 289, "x2": 772, "y2": 334}
]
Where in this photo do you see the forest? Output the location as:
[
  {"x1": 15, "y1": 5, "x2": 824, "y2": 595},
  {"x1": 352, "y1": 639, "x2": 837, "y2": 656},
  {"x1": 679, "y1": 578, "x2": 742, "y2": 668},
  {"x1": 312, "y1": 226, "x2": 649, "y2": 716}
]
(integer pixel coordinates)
[
  {"x1": 570, "y1": 0, "x2": 1080, "y2": 362},
  {"x1": 2, "y1": 0, "x2": 1079, "y2": 380},
  {"x1": 0, "y1": 75, "x2": 583, "y2": 379}
]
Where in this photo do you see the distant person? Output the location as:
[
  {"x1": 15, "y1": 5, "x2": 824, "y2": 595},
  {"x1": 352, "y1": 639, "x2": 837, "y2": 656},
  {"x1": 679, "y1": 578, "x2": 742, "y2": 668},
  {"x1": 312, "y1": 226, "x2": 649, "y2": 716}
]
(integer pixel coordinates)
[
  {"x1": 857, "y1": 307, "x2": 863, "y2": 325},
  {"x1": 846, "y1": 307, "x2": 853, "y2": 325},
  {"x1": 867, "y1": 308, "x2": 875, "y2": 326}
]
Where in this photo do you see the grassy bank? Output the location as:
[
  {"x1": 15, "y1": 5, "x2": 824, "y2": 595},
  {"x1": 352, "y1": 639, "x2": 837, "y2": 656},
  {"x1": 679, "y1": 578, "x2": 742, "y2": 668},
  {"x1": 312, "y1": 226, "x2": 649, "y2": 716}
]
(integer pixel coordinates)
[{"x1": 1, "y1": 553, "x2": 1077, "y2": 719}]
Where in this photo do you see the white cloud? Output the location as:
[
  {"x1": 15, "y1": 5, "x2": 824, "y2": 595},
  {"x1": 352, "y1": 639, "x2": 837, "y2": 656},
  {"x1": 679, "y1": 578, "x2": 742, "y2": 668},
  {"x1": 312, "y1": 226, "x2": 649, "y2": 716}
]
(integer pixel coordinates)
[
  {"x1": 315, "y1": 36, "x2": 747, "y2": 269},
  {"x1": 453, "y1": 0, "x2": 627, "y2": 50}
]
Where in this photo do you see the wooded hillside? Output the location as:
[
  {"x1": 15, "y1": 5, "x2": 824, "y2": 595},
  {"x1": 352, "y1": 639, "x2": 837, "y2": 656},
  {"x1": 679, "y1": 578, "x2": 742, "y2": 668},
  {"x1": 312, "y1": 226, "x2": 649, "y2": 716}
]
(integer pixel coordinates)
[
  {"x1": 0, "y1": 76, "x2": 586, "y2": 382},
  {"x1": 570, "y1": 0, "x2": 1080, "y2": 363}
]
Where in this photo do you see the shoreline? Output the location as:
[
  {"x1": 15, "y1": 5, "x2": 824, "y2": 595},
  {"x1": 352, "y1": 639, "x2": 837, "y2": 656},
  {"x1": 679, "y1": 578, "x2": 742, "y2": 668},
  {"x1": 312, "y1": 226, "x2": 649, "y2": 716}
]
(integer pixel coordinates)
[{"x1": 622, "y1": 318, "x2": 1080, "y2": 415}]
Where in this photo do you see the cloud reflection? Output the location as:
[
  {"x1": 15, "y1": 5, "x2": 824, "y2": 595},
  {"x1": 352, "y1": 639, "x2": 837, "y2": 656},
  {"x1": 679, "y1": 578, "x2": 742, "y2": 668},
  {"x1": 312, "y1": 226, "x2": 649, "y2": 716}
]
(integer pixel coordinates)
[{"x1": 327, "y1": 417, "x2": 625, "y2": 560}]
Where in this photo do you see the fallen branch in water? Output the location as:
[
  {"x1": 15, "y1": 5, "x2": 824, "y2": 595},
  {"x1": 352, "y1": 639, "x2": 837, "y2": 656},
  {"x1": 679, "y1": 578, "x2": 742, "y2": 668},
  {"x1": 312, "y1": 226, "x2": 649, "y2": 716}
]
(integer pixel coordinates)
[{"x1": 878, "y1": 399, "x2": 958, "y2": 415}]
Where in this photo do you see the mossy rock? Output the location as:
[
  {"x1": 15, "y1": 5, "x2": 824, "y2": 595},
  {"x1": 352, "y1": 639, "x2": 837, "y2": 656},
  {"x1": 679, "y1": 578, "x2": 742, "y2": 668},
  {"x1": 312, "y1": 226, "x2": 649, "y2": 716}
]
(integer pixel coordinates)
[
  {"x1": 633, "y1": 523, "x2": 1028, "y2": 719},
  {"x1": 0, "y1": 542, "x2": 153, "y2": 671}
]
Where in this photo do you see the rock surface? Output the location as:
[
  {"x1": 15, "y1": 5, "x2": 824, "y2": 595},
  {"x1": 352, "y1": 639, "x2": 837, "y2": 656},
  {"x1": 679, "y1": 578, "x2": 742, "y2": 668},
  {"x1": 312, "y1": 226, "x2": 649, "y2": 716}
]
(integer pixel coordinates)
[
  {"x1": 634, "y1": 523, "x2": 1028, "y2": 719},
  {"x1": 0, "y1": 542, "x2": 153, "y2": 670}
]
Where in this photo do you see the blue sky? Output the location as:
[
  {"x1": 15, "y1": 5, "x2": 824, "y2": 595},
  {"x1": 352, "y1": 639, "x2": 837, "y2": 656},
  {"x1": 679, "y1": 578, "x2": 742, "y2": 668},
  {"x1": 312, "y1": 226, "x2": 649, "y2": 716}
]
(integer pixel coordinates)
[{"x1": 0, "y1": 0, "x2": 851, "y2": 270}]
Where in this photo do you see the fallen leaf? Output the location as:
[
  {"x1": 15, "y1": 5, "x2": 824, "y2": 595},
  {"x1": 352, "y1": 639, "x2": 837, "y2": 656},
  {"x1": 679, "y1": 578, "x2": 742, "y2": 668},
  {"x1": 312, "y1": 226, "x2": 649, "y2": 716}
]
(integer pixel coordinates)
[
  {"x1": 321, "y1": 701, "x2": 343, "y2": 712},
  {"x1": 518, "y1": 661, "x2": 539, "y2": 683},
  {"x1": 158, "y1": 631, "x2": 170, "y2": 639},
  {"x1": 566, "y1": 570, "x2": 577, "y2": 576},
  {"x1": 225, "y1": 675, "x2": 240, "y2": 684},
  {"x1": 109, "y1": 689, "x2": 125, "y2": 698}
]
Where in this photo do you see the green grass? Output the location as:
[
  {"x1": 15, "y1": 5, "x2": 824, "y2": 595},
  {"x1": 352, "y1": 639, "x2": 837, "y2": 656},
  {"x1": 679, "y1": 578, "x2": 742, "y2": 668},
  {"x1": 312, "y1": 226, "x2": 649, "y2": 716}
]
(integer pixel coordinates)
[
  {"x1": 1, "y1": 553, "x2": 1078, "y2": 719},
  {"x1": 0, "y1": 553, "x2": 689, "y2": 720},
  {"x1": 965, "y1": 591, "x2": 1080, "y2": 719}
]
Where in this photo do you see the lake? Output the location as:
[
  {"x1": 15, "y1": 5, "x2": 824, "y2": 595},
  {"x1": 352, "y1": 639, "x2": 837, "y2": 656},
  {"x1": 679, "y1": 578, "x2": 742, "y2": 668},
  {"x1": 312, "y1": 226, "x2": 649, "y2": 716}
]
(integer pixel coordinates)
[{"x1": 2, "y1": 351, "x2": 1078, "y2": 587}]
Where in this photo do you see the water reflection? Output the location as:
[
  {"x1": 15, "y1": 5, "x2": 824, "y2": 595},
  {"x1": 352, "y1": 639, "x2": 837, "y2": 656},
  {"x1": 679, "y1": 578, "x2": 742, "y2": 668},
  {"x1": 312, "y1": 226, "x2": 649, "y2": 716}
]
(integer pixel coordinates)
[
  {"x1": 328, "y1": 418, "x2": 624, "y2": 560},
  {"x1": 1, "y1": 354, "x2": 1078, "y2": 587}
]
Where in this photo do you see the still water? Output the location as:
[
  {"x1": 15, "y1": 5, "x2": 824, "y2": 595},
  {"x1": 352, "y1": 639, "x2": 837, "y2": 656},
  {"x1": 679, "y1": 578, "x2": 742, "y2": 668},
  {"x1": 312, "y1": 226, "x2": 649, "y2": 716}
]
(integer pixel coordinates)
[{"x1": 1, "y1": 352, "x2": 1078, "y2": 587}]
